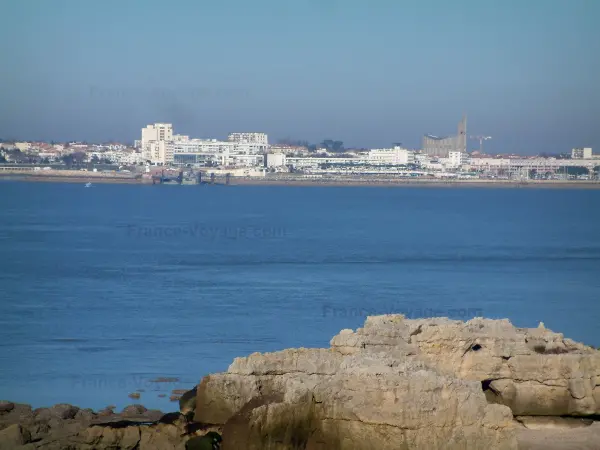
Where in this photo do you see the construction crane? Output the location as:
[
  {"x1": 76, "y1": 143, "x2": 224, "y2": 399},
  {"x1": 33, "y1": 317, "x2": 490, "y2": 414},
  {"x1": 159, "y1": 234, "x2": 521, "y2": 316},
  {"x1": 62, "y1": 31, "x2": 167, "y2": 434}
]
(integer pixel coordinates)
[{"x1": 469, "y1": 135, "x2": 492, "y2": 153}]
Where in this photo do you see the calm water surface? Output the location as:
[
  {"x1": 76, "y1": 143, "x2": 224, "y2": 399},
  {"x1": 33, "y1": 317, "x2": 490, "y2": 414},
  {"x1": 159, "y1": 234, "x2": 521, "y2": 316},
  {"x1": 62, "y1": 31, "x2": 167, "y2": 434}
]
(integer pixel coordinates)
[{"x1": 1, "y1": 181, "x2": 599, "y2": 411}]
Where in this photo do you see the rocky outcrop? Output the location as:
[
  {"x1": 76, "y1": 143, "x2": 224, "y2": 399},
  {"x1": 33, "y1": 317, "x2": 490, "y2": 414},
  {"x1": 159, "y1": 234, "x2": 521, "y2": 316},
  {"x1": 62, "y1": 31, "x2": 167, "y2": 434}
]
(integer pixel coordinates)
[
  {"x1": 330, "y1": 316, "x2": 600, "y2": 416},
  {"x1": 0, "y1": 402, "x2": 220, "y2": 450},
  {"x1": 195, "y1": 351, "x2": 517, "y2": 449},
  {"x1": 194, "y1": 315, "x2": 600, "y2": 449}
]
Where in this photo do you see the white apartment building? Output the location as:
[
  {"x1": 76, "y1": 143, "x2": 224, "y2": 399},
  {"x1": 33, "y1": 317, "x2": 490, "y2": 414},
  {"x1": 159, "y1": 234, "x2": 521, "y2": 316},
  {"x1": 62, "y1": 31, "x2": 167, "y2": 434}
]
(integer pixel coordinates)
[
  {"x1": 227, "y1": 132, "x2": 268, "y2": 147},
  {"x1": 141, "y1": 123, "x2": 173, "y2": 163},
  {"x1": 572, "y1": 147, "x2": 592, "y2": 159},
  {"x1": 265, "y1": 153, "x2": 287, "y2": 167},
  {"x1": 368, "y1": 146, "x2": 415, "y2": 165},
  {"x1": 447, "y1": 151, "x2": 469, "y2": 168},
  {"x1": 167, "y1": 139, "x2": 266, "y2": 167}
]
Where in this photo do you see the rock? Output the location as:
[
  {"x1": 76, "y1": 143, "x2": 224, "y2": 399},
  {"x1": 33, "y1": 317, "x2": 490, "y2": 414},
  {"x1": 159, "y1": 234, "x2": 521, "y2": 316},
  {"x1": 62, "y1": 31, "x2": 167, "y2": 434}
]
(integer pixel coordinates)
[
  {"x1": 74, "y1": 408, "x2": 96, "y2": 422},
  {"x1": 0, "y1": 402, "x2": 187, "y2": 450},
  {"x1": 329, "y1": 315, "x2": 600, "y2": 417},
  {"x1": 97, "y1": 406, "x2": 115, "y2": 416},
  {"x1": 48, "y1": 403, "x2": 80, "y2": 420},
  {"x1": 179, "y1": 386, "x2": 197, "y2": 415},
  {"x1": 172, "y1": 389, "x2": 189, "y2": 395},
  {"x1": 0, "y1": 424, "x2": 30, "y2": 450},
  {"x1": 186, "y1": 431, "x2": 222, "y2": 450},
  {"x1": 128, "y1": 392, "x2": 141, "y2": 400},
  {"x1": 151, "y1": 377, "x2": 180, "y2": 383},
  {"x1": 517, "y1": 422, "x2": 600, "y2": 450},
  {"x1": 0, "y1": 401, "x2": 14, "y2": 414},
  {"x1": 193, "y1": 315, "x2": 600, "y2": 449},
  {"x1": 196, "y1": 347, "x2": 518, "y2": 450},
  {"x1": 121, "y1": 404, "x2": 148, "y2": 416}
]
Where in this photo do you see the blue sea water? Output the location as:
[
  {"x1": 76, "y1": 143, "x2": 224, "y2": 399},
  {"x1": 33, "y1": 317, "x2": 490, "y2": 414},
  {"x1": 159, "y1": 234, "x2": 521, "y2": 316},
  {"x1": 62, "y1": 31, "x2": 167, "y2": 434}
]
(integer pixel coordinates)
[{"x1": 1, "y1": 180, "x2": 599, "y2": 412}]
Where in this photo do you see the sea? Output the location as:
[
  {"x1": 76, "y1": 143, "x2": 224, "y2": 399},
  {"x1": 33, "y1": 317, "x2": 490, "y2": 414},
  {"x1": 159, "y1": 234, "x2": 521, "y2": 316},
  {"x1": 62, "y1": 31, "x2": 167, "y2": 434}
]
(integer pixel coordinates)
[{"x1": 1, "y1": 180, "x2": 599, "y2": 412}]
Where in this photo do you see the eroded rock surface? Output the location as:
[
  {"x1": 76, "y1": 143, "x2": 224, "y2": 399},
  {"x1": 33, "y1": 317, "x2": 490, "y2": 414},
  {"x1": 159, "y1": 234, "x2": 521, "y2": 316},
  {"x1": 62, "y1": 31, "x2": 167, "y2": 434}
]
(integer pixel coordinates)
[
  {"x1": 331, "y1": 316, "x2": 600, "y2": 416},
  {"x1": 194, "y1": 315, "x2": 600, "y2": 449}
]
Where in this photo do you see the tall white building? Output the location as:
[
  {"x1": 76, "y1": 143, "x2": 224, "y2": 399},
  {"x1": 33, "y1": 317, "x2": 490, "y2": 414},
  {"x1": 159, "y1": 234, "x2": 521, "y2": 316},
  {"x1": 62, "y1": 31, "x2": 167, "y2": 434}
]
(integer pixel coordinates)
[
  {"x1": 141, "y1": 123, "x2": 173, "y2": 163},
  {"x1": 368, "y1": 146, "x2": 414, "y2": 165}
]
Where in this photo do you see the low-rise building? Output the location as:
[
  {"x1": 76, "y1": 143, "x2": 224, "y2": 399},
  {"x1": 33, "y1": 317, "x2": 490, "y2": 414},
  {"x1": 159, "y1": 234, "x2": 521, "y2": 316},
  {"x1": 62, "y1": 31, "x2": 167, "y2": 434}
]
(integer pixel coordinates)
[
  {"x1": 368, "y1": 146, "x2": 414, "y2": 165},
  {"x1": 265, "y1": 153, "x2": 287, "y2": 168}
]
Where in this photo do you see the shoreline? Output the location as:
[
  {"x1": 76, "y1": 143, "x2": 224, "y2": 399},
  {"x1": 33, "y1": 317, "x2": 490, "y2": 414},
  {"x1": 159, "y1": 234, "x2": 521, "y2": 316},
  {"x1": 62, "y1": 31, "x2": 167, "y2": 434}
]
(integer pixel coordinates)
[{"x1": 2, "y1": 173, "x2": 600, "y2": 188}]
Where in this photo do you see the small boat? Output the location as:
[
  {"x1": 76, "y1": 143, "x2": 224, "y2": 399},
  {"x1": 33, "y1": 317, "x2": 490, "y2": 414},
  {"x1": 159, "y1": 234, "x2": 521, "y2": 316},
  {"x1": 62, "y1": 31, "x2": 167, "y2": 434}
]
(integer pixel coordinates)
[{"x1": 85, "y1": 182, "x2": 92, "y2": 188}]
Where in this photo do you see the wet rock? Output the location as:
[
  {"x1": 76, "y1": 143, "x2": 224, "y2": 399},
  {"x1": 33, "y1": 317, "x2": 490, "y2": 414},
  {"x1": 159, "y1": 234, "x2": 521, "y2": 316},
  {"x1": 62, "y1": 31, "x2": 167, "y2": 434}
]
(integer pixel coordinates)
[{"x1": 150, "y1": 377, "x2": 179, "y2": 383}]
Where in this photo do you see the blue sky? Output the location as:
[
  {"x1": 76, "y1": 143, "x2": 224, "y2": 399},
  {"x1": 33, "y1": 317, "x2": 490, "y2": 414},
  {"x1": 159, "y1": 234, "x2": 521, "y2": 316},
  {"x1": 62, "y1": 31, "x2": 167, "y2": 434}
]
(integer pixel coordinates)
[{"x1": 1, "y1": 0, "x2": 598, "y2": 154}]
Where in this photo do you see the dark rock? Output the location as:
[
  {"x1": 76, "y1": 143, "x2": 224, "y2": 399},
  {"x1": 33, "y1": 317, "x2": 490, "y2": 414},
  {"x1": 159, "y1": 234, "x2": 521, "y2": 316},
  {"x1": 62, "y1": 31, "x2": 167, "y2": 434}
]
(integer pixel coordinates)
[
  {"x1": 121, "y1": 404, "x2": 148, "y2": 416},
  {"x1": 158, "y1": 412, "x2": 183, "y2": 425},
  {"x1": 145, "y1": 409, "x2": 165, "y2": 422},
  {"x1": 48, "y1": 403, "x2": 80, "y2": 420},
  {"x1": 179, "y1": 386, "x2": 197, "y2": 415},
  {"x1": 0, "y1": 403, "x2": 32, "y2": 421},
  {"x1": 0, "y1": 401, "x2": 14, "y2": 414},
  {"x1": 33, "y1": 407, "x2": 51, "y2": 421},
  {"x1": 97, "y1": 406, "x2": 115, "y2": 417},
  {"x1": 150, "y1": 377, "x2": 179, "y2": 383},
  {"x1": 74, "y1": 408, "x2": 95, "y2": 422},
  {"x1": 186, "y1": 431, "x2": 222, "y2": 450}
]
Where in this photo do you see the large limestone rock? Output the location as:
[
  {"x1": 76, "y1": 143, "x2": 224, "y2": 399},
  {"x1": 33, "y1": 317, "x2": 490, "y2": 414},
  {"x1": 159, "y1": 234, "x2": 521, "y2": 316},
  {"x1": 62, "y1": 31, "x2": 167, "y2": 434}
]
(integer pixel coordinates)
[
  {"x1": 331, "y1": 316, "x2": 600, "y2": 416},
  {"x1": 194, "y1": 315, "x2": 600, "y2": 449},
  {"x1": 196, "y1": 348, "x2": 517, "y2": 449}
]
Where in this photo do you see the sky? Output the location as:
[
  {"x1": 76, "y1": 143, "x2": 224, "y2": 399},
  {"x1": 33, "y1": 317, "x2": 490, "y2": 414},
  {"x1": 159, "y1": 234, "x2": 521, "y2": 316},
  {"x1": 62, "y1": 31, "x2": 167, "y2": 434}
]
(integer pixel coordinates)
[{"x1": 0, "y1": 0, "x2": 599, "y2": 154}]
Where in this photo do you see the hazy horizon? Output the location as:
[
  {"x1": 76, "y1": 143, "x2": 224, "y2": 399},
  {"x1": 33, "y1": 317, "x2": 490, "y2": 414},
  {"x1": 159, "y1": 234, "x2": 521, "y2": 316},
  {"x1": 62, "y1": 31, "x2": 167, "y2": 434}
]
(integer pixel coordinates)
[{"x1": 1, "y1": 0, "x2": 598, "y2": 154}]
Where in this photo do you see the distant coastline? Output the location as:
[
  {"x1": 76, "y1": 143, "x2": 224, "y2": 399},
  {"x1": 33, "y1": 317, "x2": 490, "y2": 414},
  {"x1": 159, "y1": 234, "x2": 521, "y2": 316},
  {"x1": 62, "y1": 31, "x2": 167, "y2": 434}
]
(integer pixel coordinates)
[{"x1": 2, "y1": 172, "x2": 600, "y2": 189}]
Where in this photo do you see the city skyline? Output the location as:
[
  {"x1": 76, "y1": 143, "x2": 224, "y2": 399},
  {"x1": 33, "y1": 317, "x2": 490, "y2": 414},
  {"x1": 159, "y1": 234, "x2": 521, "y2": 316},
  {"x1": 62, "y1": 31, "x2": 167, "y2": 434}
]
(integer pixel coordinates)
[{"x1": 1, "y1": 0, "x2": 599, "y2": 154}]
